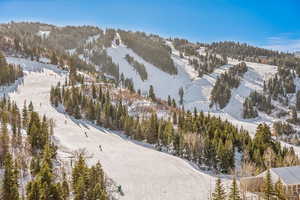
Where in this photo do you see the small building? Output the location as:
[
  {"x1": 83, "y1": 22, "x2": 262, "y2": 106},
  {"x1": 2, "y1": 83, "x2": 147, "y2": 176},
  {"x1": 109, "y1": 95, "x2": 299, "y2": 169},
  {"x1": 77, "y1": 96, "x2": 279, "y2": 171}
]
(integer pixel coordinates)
[{"x1": 240, "y1": 166, "x2": 300, "y2": 200}]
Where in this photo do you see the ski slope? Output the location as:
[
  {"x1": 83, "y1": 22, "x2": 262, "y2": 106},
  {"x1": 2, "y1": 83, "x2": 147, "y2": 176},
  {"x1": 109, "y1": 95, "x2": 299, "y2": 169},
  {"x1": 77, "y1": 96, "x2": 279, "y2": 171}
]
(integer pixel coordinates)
[
  {"x1": 7, "y1": 57, "x2": 231, "y2": 200},
  {"x1": 107, "y1": 40, "x2": 300, "y2": 155},
  {"x1": 107, "y1": 43, "x2": 232, "y2": 110},
  {"x1": 107, "y1": 42, "x2": 283, "y2": 134},
  {"x1": 106, "y1": 45, "x2": 191, "y2": 100},
  {"x1": 212, "y1": 60, "x2": 278, "y2": 133}
]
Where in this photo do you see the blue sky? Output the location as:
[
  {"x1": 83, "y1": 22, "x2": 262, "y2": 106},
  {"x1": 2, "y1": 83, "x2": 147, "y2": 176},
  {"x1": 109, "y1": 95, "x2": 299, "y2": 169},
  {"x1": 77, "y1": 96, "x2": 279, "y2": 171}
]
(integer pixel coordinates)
[{"x1": 1, "y1": 0, "x2": 300, "y2": 52}]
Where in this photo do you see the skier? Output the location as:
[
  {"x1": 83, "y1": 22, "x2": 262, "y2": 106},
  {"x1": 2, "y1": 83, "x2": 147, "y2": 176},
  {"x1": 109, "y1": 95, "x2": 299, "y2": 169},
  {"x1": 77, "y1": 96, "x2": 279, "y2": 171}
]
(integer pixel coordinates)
[
  {"x1": 84, "y1": 132, "x2": 88, "y2": 137},
  {"x1": 99, "y1": 145, "x2": 103, "y2": 151}
]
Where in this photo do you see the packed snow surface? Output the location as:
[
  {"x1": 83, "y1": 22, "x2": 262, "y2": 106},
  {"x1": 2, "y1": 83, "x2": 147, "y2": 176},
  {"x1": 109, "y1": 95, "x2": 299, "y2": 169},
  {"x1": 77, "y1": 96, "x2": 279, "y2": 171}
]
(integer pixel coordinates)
[{"x1": 7, "y1": 57, "x2": 231, "y2": 200}]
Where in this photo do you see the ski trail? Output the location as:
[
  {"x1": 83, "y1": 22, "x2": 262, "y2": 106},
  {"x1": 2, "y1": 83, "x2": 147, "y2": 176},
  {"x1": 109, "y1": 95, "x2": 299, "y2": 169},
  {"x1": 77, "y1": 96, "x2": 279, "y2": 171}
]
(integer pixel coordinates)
[{"x1": 8, "y1": 58, "x2": 227, "y2": 200}]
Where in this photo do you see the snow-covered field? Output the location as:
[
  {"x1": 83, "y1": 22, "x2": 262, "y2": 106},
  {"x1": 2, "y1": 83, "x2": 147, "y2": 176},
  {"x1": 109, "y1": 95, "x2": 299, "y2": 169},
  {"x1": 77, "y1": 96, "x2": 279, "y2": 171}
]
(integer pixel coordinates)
[{"x1": 7, "y1": 57, "x2": 233, "y2": 200}]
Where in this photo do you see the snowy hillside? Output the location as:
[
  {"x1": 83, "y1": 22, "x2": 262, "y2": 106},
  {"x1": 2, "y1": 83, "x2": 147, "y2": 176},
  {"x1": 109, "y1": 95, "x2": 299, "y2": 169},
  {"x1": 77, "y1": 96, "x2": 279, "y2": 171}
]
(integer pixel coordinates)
[
  {"x1": 2, "y1": 21, "x2": 300, "y2": 200},
  {"x1": 107, "y1": 45, "x2": 191, "y2": 100},
  {"x1": 108, "y1": 39, "x2": 300, "y2": 157},
  {"x1": 107, "y1": 40, "x2": 231, "y2": 110},
  {"x1": 106, "y1": 38, "x2": 280, "y2": 135},
  {"x1": 7, "y1": 57, "x2": 233, "y2": 200}
]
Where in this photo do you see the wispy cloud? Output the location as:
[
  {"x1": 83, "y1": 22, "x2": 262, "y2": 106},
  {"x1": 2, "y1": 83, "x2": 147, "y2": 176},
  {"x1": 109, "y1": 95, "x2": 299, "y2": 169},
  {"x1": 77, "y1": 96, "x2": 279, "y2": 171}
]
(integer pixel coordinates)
[{"x1": 262, "y1": 33, "x2": 300, "y2": 53}]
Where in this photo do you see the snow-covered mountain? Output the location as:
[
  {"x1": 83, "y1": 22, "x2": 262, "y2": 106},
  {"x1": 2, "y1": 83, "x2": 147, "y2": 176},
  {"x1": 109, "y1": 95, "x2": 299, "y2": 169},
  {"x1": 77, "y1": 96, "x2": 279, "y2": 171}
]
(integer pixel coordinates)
[
  {"x1": 2, "y1": 22, "x2": 300, "y2": 153},
  {"x1": 1, "y1": 22, "x2": 300, "y2": 200},
  {"x1": 105, "y1": 33, "x2": 297, "y2": 138},
  {"x1": 7, "y1": 57, "x2": 226, "y2": 200}
]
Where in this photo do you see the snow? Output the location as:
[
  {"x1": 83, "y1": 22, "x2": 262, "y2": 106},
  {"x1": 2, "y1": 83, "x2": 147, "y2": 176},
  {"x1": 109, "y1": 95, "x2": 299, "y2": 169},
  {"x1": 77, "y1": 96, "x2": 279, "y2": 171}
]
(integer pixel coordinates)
[
  {"x1": 7, "y1": 57, "x2": 232, "y2": 200},
  {"x1": 37, "y1": 30, "x2": 50, "y2": 38},
  {"x1": 218, "y1": 61, "x2": 278, "y2": 133},
  {"x1": 107, "y1": 42, "x2": 300, "y2": 157},
  {"x1": 5, "y1": 51, "x2": 300, "y2": 199},
  {"x1": 106, "y1": 42, "x2": 279, "y2": 135},
  {"x1": 6, "y1": 57, "x2": 63, "y2": 74},
  {"x1": 107, "y1": 42, "x2": 235, "y2": 111},
  {"x1": 166, "y1": 41, "x2": 199, "y2": 80},
  {"x1": 0, "y1": 77, "x2": 23, "y2": 98},
  {"x1": 197, "y1": 47, "x2": 207, "y2": 56},
  {"x1": 93, "y1": 37, "x2": 300, "y2": 157},
  {"x1": 86, "y1": 34, "x2": 101, "y2": 44},
  {"x1": 39, "y1": 57, "x2": 51, "y2": 64},
  {"x1": 67, "y1": 48, "x2": 76, "y2": 55},
  {"x1": 111, "y1": 33, "x2": 121, "y2": 48},
  {"x1": 106, "y1": 45, "x2": 192, "y2": 101}
]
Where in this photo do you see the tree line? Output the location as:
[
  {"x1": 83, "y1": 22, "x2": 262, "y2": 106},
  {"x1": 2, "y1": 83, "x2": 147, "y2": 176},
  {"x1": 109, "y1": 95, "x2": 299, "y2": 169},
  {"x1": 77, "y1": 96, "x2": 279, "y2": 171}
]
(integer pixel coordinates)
[
  {"x1": 210, "y1": 62, "x2": 247, "y2": 109},
  {"x1": 50, "y1": 73, "x2": 299, "y2": 174},
  {"x1": 0, "y1": 97, "x2": 109, "y2": 200},
  {"x1": 124, "y1": 54, "x2": 148, "y2": 81},
  {"x1": 264, "y1": 66, "x2": 295, "y2": 102},
  {"x1": 212, "y1": 170, "x2": 287, "y2": 200},
  {"x1": 172, "y1": 38, "x2": 227, "y2": 76},
  {"x1": 243, "y1": 91, "x2": 273, "y2": 119},
  {"x1": 118, "y1": 30, "x2": 177, "y2": 75},
  {"x1": 0, "y1": 51, "x2": 23, "y2": 86}
]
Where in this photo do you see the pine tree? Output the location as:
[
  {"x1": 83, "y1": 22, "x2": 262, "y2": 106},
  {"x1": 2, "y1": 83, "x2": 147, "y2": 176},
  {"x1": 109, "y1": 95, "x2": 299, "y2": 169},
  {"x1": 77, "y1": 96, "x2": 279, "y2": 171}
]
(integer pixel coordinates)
[
  {"x1": 0, "y1": 116, "x2": 10, "y2": 165},
  {"x1": 27, "y1": 146, "x2": 63, "y2": 200},
  {"x1": 92, "y1": 83, "x2": 97, "y2": 99},
  {"x1": 120, "y1": 73, "x2": 125, "y2": 86},
  {"x1": 74, "y1": 176, "x2": 86, "y2": 200},
  {"x1": 228, "y1": 177, "x2": 241, "y2": 200},
  {"x1": 86, "y1": 162, "x2": 107, "y2": 200},
  {"x1": 72, "y1": 154, "x2": 87, "y2": 190},
  {"x1": 149, "y1": 85, "x2": 156, "y2": 101},
  {"x1": 212, "y1": 178, "x2": 226, "y2": 200},
  {"x1": 178, "y1": 87, "x2": 184, "y2": 105},
  {"x1": 2, "y1": 153, "x2": 19, "y2": 200},
  {"x1": 167, "y1": 95, "x2": 172, "y2": 106},
  {"x1": 27, "y1": 112, "x2": 42, "y2": 152},
  {"x1": 61, "y1": 171, "x2": 70, "y2": 200},
  {"x1": 51, "y1": 52, "x2": 58, "y2": 65},
  {"x1": 296, "y1": 91, "x2": 300, "y2": 111},
  {"x1": 147, "y1": 113, "x2": 158, "y2": 144},
  {"x1": 26, "y1": 179, "x2": 41, "y2": 200},
  {"x1": 89, "y1": 183, "x2": 107, "y2": 200},
  {"x1": 274, "y1": 179, "x2": 286, "y2": 200},
  {"x1": 263, "y1": 170, "x2": 274, "y2": 200},
  {"x1": 162, "y1": 121, "x2": 174, "y2": 146},
  {"x1": 172, "y1": 98, "x2": 177, "y2": 108},
  {"x1": 292, "y1": 106, "x2": 298, "y2": 121},
  {"x1": 28, "y1": 101, "x2": 34, "y2": 112},
  {"x1": 74, "y1": 104, "x2": 81, "y2": 119}
]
